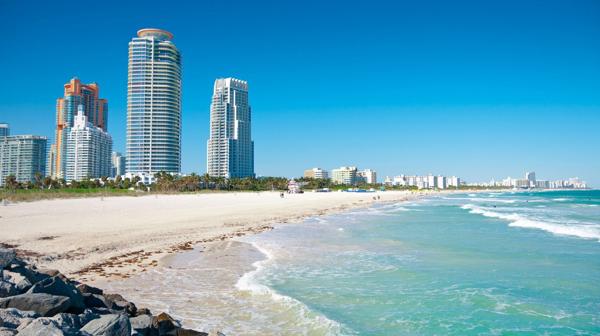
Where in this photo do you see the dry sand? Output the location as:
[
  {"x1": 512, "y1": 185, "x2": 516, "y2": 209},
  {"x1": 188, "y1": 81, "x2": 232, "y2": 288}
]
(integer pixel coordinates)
[{"x1": 0, "y1": 190, "x2": 429, "y2": 282}]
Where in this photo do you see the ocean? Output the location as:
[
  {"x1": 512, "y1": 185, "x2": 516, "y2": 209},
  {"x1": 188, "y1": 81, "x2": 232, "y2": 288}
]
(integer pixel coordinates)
[{"x1": 103, "y1": 190, "x2": 600, "y2": 335}]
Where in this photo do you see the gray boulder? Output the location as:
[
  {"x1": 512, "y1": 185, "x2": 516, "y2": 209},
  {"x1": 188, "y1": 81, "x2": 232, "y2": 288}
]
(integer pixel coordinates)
[
  {"x1": 2, "y1": 271, "x2": 32, "y2": 292},
  {"x1": 175, "y1": 329, "x2": 209, "y2": 336},
  {"x1": 76, "y1": 284, "x2": 103, "y2": 296},
  {"x1": 83, "y1": 293, "x2": 108, "y2": 309},
  {"x1": 48, "y1": 313, "x2": 81, "y2": 334},
  {"x1": 0, "y1": 249, "x2": 15, "y2": 270},
  {"x1": 0, "y1": 327, "x2": 17, "y2": 336},
  {"x1": 27, "y1": 276, "x2": 85, "y2": 312},
  {"x1": 102, "y1": 294, "x2": 137, "y2": 316},
  {"x1": 8, "y1": 266, "x2": 50, "y2": 285},
  {"x1": 80, "y1": 313, "x2": 131, "y2": 336},
  {"x1": 0, "y1": 293, "x2": 71, "y2": 317},
  {"x1": 0, "y1": 282, "x2": 17, "y2": 298},
  {"x1": 152, "y1": 312, "x2": 180, "y2": 335},
  {"x1": 15, "y1": 318, "x2": 65, "y2": 336},
  {"x1": 78, "y1": 308, "x2": 100, "y2": 326},
  {"x1": 129, "y1": 314, "x2": 152, "y2": 335},
  {"x1": 135, "y1": 308, "x2": 151, "y2": 316},
  {"x1": 0, "y1": 308, "x2": 39, "y2": 328}
]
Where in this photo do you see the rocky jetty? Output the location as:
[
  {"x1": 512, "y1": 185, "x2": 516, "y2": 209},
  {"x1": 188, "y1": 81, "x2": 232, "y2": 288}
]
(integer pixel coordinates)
[{"x1": 0, "y1": 248, "x2": 216, "y2": 336}]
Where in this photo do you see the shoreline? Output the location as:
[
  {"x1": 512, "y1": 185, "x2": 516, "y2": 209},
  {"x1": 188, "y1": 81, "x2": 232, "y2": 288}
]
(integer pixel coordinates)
[{"x1": 2, "y1": 190, "x2": 451, "y2": 283}]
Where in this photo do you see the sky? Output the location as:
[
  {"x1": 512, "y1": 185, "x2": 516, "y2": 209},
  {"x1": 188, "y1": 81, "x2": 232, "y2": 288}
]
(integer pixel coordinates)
[{"x1": 1, "y1": 0, "x2": 599, "y2": 186}]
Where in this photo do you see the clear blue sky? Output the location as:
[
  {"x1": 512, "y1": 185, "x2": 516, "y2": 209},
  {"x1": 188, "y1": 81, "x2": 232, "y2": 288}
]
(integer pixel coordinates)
[{"x1": 1, "y1": 0, "x2": 599, "y2": 185}]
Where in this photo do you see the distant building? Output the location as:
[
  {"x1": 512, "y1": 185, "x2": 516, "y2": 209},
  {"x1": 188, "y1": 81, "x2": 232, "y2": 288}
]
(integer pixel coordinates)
[
  {"x1": 0, "y1": 124, "x2": 47, "y2": 187},
  {"x1": 207, "y1": 78, "x2": 254, "y2": 178},
  {"x1": 331, "y1": 166, "x2": 358, "y2": 185},
  {"x1": 50, "y1": 77, "x2": 108, "y2": 179},
  {"x1": 65, "y1": 106, "x2": 112, "y2": 181},
  {"x1": 535, "y1": 180, "x2": 550, "y2": 189},
  {"x1": 426, "y1": 175, "x2": 436, "y2": 189},
  {"x1": 127, "y1": 28, "x2": 182, "y2": 175},
  {"x1": 358, "y1": 169, "x2": 377, "y2": 184},
  {"x1": 525, "y1": 171, "x2": 536, "y2": 187},
  {"x1": 111, "y1": 152, "x2": 126, "y2": 177},
  {"x1": 0, "y1": 123, "x2": 9, "y2": 137},
  {"x1": 447, "y1": 176, "x2": 461, "y2": 187},
  {"x1": 515, "y1": 179, "x2": 530, "y2": 188},
  {"x1": 435, "y1": 175, "x2": 446, "y2": 189},
  {"x1": 304, "y1": 167, "x2": 328, "y2": 179}
]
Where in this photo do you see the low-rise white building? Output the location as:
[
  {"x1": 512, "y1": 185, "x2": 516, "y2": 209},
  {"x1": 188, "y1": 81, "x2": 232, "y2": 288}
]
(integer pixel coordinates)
[
  {"x1": 358, "y1": 169, "x2": 377, "y2": 184},
  {"x1": 331, "y1": 166, "x2": 358, "y2": 185},
  {"x1": 304, "y1": 167, "x2": 329, "y2": 179}
]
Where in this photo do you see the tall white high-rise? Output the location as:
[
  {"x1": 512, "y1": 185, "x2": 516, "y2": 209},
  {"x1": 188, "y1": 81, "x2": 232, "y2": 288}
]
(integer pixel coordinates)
[
  {"x1": 111, "y1": 152, "x2": 126, "y2": 177},
  {"x1": 65, "y1": 106, "x2": 112, "y2": 181},
  {"x1": 207, "y1": 78, "x2": 254, "y2": 178},
  {"x1": 127, "y1": 28, "x2": 181, "y2": 174}
]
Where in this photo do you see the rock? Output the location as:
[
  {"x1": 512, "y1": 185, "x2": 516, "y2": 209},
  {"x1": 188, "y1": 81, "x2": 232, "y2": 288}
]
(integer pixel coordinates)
[
  {"x1": 0, "y1": 282, "x2": 18, "y2": 298},
  {"x1": 27, "y1": 276, "x2": 85, "y2": 312},
  {"x1": 0, "y1": 327, "x2": 17, "y2": 336},
  {"x1": 48, "y1": 313, "x2": 81, "y2": 334},
  {"x1": 176, "y1": 329, "x2": 209, "y2": 336},
  {"x1": 9, "y1": 266, "x2": 50, "y2": 285},
  {"x1": 15, "y1": 318, "x2": 65, "y2": 336},
  {"x1": 101, "y1": 294, "x2": 137, "y2": 316},
  {"x1": 83, "y1": 293, "x2": 109, "y2": 309},
  {"x1": 0, "y1": 308, "x2": 39, "y2": 328},
  {"x1": 129, "y1": 314, "x2": 153, "y2": 335},
  {"x1": 77, "y1": 283, "x2": 103, "y2": 295},
  {"x1": 80, "y1": 313, "x2": 131, "y2": 336},
  {"x1": 0, "y1": 293, "x2": 71, "y2": 317},
  {"x1": 135, "y1": 308, "x2": 152, "y2": 316},
  {"x1": 2, "y1": 271, "x2": 32, "y2": 292},
  {"x1": 152, "y1": 312, "x2": 180, "y2": 335},
  {"x1": 0, "y1": 249, "x2": 15, "y2": 270},
  {"x1": 15, "y1": 317, "x2": 34, "y2": 330},
  {"x1": 37, "y1": 269, "x2": 70, "y2": 283},
  {"x1": 78, "y1": 308, "x2": 100, "y2": 326}
]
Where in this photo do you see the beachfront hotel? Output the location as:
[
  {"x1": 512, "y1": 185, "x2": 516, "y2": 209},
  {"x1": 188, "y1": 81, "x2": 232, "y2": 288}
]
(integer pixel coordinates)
[
  {"x1": 0, "y1": 124, "x2": 47, "y2": 187},
  {"x1": 48, "y1": 78, "x2": 108, "y2": 179},
  {"x1": 358, "y1": 169, "x2": 377, "y2": 184},
  {"x1": 126, "y1": 28, "x2": 182, "y2": 175},
  {"x1": 207, "y1": 78, "x2": 255, "y2": 178},
  {"x1": 331, "y1": 166, "x2": 359, "y2": 185},
  {"x1": 304, "y1": 167, "x2": 329, "y2": 179},
  {"x1": 65, "y1": 106, "x2": 112, "y2": 181}
]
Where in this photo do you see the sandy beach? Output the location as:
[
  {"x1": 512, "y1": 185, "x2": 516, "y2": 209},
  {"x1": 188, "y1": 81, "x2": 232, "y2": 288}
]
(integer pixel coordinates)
[{"x1": 0, "y1": 190, "x2": 426, "y2": 282}]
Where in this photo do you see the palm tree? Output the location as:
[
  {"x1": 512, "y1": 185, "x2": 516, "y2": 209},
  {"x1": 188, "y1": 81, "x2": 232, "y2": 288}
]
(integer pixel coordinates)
[{"x1": 4, "y1": 175, "x2": 19, "y2": 190}]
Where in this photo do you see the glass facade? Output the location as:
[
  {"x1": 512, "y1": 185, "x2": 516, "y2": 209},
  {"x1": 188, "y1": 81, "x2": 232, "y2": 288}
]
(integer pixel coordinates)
[
  {"x1": 126, "y1": 28, "x2": 182, "y2": 174},
  {"x1": 0, "y1": 133, "x2": 47, "y2": 187}
]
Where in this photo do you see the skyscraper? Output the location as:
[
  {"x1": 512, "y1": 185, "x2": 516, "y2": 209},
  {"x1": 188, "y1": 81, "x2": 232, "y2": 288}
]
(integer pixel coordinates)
[
  {"x1": 111, "y1": 152, "x2": 126, "y2": 178},
  {"x1": 0, "y1": 124, "x2": 47, "y2": 187},
  {"x1": 65, "y1": 106, "x2": 112, "y2": 181},
  {"x1": 126, "y1": 28, "x2": 182, "y2": 175},
  {"x1": 0, "y1": 123, "x2": 9, "y2": 137},
  {"x1": 49, "y1": 78, "x2": 108, "y2": 179},
  {"x1": 207, "y1": 78, "x2": 254, "y2": 178}
]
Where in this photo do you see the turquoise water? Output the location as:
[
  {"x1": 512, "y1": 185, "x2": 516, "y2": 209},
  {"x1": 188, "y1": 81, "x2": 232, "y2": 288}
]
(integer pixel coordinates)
[{"x1": 243, "y1": 190, "x2": 600, "y2": 335}]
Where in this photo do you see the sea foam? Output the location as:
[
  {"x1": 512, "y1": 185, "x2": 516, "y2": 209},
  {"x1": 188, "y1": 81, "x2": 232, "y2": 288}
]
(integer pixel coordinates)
[
  {"x1": 235, "y1": 242, "x2": 346, "y2": 335},
  {"x1": 461, "y1": 204, "x2": 600, "y2": 242}
]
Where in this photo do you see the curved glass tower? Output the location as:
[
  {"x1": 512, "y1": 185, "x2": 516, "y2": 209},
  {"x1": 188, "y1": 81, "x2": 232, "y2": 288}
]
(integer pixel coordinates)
[{"x1": 127, "y1": 28, "x2": 181, "y2": 174}]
